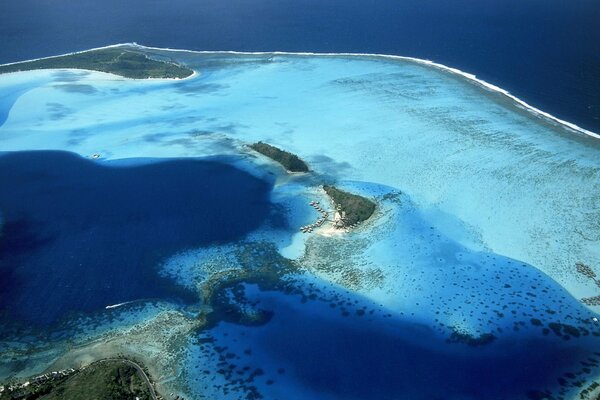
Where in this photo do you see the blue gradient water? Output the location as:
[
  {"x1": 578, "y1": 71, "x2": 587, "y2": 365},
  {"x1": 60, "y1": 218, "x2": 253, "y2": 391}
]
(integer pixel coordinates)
[
  {"x1": 0, "y1": 151, "x2": 274, "y2": 327},
  {"x1": 0, "y1": 0, "x2": 598, "y2": 132}
]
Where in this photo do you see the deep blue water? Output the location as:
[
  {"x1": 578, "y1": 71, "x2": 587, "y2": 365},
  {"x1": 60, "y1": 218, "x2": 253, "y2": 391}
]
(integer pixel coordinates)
[
  {"x1": 0, "y1": 151, "x2": 274, "y2": 327},
  {"x1": 0, "y1": 0, "x2": 598, "y2": 133},
  {"x1": 198, "y1": 283, "x2": 600, "y2": 400}
]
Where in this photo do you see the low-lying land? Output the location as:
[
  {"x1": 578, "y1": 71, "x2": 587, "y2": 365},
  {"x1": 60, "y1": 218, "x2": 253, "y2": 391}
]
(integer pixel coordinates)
[
  {"x1": 0, "y1": 48, "x2": 194, "y2": 79},
  {"x1": 249, "y1": 142, "x2": 309, "y2": 172},
  {"x1": 248, "y1": 142, "x2": 375, "y2": 230},
  {"x1": 0, "y1": 359, "x2": 155, "y2": 400},
  {"x1": 323, "y1": 185, "x2": 376, "y2": 227}
]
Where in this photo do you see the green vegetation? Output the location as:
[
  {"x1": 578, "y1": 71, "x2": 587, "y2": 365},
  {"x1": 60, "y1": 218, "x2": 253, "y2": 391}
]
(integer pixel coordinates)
[
  {"x1": 249, "y1": 142, "x2": 309, "y2": 172},
  {"x1": 0, "y1": 48, "x2": 194, "y2": 79},
  {"x1": 323, "y1": 185, "x2": 376, "y2": 227},
  {"x1": 0, "y1": 360, "x2": 154, "y2": 400}
]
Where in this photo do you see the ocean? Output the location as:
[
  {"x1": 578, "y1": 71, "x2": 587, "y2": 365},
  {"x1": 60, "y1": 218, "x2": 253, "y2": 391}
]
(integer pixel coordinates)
[{"x1": 0, "y1": 0, "x2": 598, "y2": 133}]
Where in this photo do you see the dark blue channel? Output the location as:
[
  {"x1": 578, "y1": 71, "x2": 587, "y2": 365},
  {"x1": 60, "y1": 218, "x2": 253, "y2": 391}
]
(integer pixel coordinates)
[{"x1": 0, "y1": 151, "x2": 273, "y2": 327}]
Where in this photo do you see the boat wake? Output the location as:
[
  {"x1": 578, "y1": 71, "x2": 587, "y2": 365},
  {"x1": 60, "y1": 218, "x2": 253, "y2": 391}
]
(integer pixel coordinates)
[{"x1": 105, "y1": 301, "x2": 135, "y2": 310}]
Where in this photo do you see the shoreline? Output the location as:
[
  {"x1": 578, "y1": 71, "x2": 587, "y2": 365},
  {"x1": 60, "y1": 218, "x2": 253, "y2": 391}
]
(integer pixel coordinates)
[
  {"x1": 0, "y1": 66, "x2": 199, "y2": 82},
  {"x1": 0, "y1": 43, "x2": 597, "y2": 140},
  {"x1": 0, "y1": 45, "x2": 198, "y2": 81},
  {"x1": 0, "y1": 358, "x2": 159, "y2": 400}
]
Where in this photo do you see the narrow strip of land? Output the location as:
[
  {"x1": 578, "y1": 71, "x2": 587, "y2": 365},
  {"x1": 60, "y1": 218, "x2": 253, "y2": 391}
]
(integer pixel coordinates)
[{"x1": 0, "y1": 48, "x2": 194, "y2": 79}]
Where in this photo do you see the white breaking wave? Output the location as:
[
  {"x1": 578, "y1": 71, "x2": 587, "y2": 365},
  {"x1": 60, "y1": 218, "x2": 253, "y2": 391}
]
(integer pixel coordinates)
[{"x1": 1, "y1": 42, "x2": 598, "y2": 140}]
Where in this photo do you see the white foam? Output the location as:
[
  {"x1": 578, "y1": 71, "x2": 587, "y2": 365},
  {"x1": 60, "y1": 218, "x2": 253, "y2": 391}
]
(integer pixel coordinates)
[{"x1": 0, "y1": 43, "x2": 131, "y2": 67}]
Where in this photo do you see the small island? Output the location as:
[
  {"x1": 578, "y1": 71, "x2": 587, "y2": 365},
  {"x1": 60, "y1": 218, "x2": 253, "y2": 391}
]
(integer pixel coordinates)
[
  {"x1": 0, "y1": 47, "x2": 194, "y2": 79},
  {"x1": 323, "y1": 185, "x2": 376, "y2": 228},
  {"x1": 249, "y1": 142, "x2": 309, "y2": 173}
]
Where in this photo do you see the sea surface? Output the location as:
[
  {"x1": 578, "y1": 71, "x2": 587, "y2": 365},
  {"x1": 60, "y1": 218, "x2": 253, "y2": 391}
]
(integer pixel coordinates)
[
  {"x1": 0, "y1": 48, "x2": 599, "y2": 399},
  {"x1": 0, "y1": 0, "x2": 598, "y2": 133}
]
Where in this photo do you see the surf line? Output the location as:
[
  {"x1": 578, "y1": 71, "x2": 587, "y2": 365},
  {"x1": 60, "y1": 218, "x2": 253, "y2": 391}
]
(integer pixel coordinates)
[{"x1": 136, "y1": 43, "x2": 600, "y2": 141}]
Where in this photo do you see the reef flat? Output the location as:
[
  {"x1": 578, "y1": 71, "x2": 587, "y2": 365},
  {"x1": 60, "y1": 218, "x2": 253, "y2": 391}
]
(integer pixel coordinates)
[
  {"x1": 0, "y1": 47, "x2": 193, "y2": 79},
  {"x1": 0, "y1": 45, "x2": 599, "y2": 400}
]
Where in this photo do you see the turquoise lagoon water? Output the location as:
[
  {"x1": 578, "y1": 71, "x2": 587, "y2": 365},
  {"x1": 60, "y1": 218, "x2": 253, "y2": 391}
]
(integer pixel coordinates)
[{"x1": 1, "y1": 48, "x2": 599, "y2": 399}]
